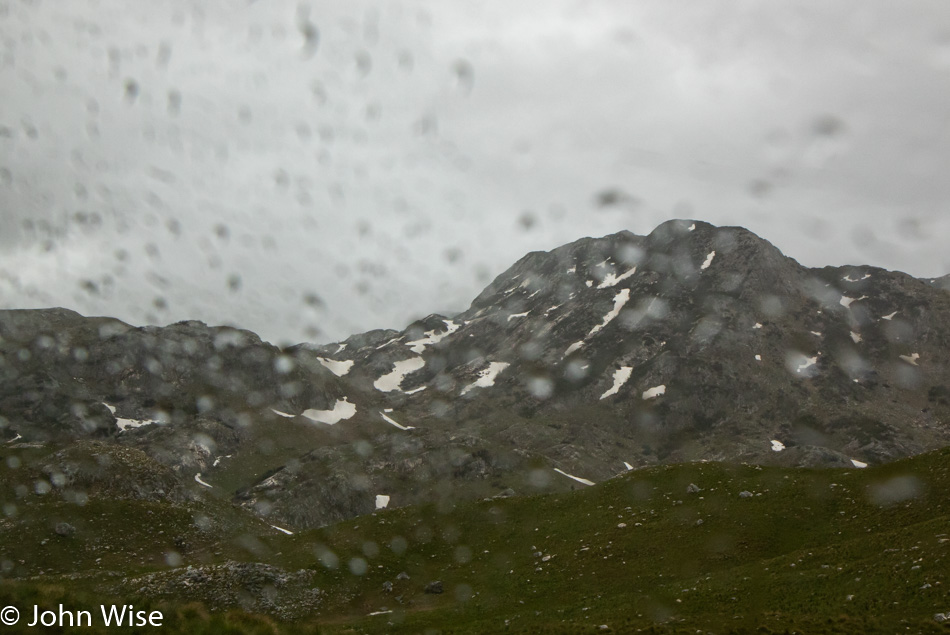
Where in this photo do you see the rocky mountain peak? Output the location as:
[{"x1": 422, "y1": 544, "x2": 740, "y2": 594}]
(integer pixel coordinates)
[{"x1": 2, "y1": 220, "x2": 949, "y2": 531}]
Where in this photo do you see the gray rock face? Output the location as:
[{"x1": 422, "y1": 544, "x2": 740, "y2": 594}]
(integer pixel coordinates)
[{"x1": 2, "y1": 220, "x2": 949, "y2": 530}]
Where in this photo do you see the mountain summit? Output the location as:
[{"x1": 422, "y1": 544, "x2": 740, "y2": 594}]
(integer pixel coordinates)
[{"x1": 2, "y1": 220, "x2": 949, "y2": 529}]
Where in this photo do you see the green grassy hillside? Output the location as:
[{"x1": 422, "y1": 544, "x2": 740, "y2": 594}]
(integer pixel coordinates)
[{"x1": 3, "y1": 444, "x2": 950, "y2": 633}]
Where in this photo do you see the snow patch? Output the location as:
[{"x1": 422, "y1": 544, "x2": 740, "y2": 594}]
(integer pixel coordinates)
[
  {"x1": 899, "y1": 353, "x2": 920, "y2": 366},
  {"x1": 301, "y1": 398, "x2": 357, "y2": 425},
  {"x1": 461, "y1": 362, "x2": 511, "y2": 396},
  {"x1": 335, "y1": 343, "x2": 347, "y2": 353},
  {"x1": 589, "y1": 288, "x2": 630, "y2": 336},
  {"x1": 271, "y1": 524, "x2": 294, "y2": 535},
  {"x1": 404, "y1": 386, "x2": 427, "y2": 395},
  {"x1": 700, "y1": 251, "x2": 716, "y2": 270},
  {"x1": 553, "y1": 468, "x2": 595, "y2": 486},
  {"x1": 116, "y1": 417, "x2": 154, "y2": 432},
  {"x1": 688, "y1": 223, "x2": 696, "y2": 231},
  {"x1": 374, "y1": 357, "x2": 426, "y2": 392},
  {"x1": 212, "y1": 455, "x2": 232, "y2": 467},
  {"x1": 375, "y1": 494, "x2": 390, "y2": 510},
  {"x1": 642, "y1": 385, "x2": 666, "y2": 400},
  {"x1": 564, "y1": 341, "x2": 585, "y2": 356},
  {"x1": 599, "y1": 366, "x2": 633, "y2": 400},
  {"x1": 194, "y1": 473, "x2": 213, "y2": 488},
  {"x1": 850, "y1": 331, "x2": 863, "y2": 344},
  {"x1": 597, "y1": 266, "x2": 637, "y2": 289},
  {"x1": 851, "y1": 459, "x2": 868, "y2": 469},
  {"x1": 755, "y1": 354, "x2": 762, "y2": 361},
  {"x1": 316, "y1": 357, "x2": 354, "y2": 377},
  {"x1": 753, "y1": 323, "x2": 763, "y2": 329},
  {"x1": 771, "y1": 440, "x2": 785, "y2": 452},
  {"x1": 585, "y1": 280, "x2": 593, "y2": 287},
  {"x1": 271, "y1": 409, "x2": 295, "y2": 418},
  {"x1": 567, "y1": 265, "x2": 577, "y2": 273},
  {"x1": 623, "y1": 461, "x2": 634, "y2": 471},
  {"x1": 375, "y1": 337, "x2": 403, "y2": 350},
  {"x1": 380, "y1": 411, "x2": 414, "y2": 430},
  {"x1": 107, "y1": 404, "x2": 155, "y2": 432},
  {"x1": 840, "y1": 295, "x2": 867, "y2": 308},
  {"x1": 406, "y1": 320, "x2": 460, "y2": 354},
  {"x1": 882, "y1": 311, "x2": 898, "y2": 320},
  {"x1": 507, "y1": 311, "x2": 530, "y2": 321}
]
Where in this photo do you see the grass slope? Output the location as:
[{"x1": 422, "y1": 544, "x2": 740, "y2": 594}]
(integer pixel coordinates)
[{"x1": 3, "y1": 444, "x2": 950, "y2": 633}]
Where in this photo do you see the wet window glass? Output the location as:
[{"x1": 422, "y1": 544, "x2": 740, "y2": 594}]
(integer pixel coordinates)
[{"x1": 1, "y1": 2, "x2": 949, "y2": 632}]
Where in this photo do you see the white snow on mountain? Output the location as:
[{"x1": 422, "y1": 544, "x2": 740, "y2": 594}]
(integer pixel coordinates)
[
  {"x1": 104, "y1": 402, "x2": 155, "y2": 431},
  {"x1": 600, "y1": 366, "x2": 633, "y2": 400},
  {"x1": 375, "y1": 337, "x2": 403, "y2": 350},
  {"x1": 589, "y1": 288, "x2": 631, "y2": 336},
  {"x1": 406, "y1": 320, "x2": 459, "y2": 354},
  {"x1": 380, "y1": 412, "x2": 414, "y2": 431},
  {"x1": 461, "y1": 362, "x2": 511, "y2": 395},
  {"x1": 840, "y1": 295, "x2": 868, "y2": 308},
  {"x1": 374, "y1": 358, "x2": 426, "y2": 392},
  {"x1": 301, "y1": 398, "x2": 357, "y2": 425},
  {"x1": 194, "y1": 473, "x2": 213, "y2": 488},
  {"x1": 316, "y1": 357, "x2": 355, "y2": 377},
  {"x1": 553, "y1": 468, "x2": 595, "y2": 486},
  {"x1": 899, "y1": 353, "x2": 920, "y2": 366},
  {"x1": 597, "y1": 267, "x2": 637, "y2": 289},
  {"x1": 564, "y1": 341, "x2": 585, "y2": 356},
  {"x1": 116, "y1": 417, "x2": 154, "y2": 432}
]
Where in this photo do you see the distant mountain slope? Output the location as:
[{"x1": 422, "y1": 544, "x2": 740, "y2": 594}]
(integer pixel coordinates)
[{"x1": 2, "y1": 220, "x2": 949, "y2": 529}]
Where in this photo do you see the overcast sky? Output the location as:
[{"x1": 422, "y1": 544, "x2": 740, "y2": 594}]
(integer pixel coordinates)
[{"x1": 2, "y1": 0, "x2": 949, "y2": 345}]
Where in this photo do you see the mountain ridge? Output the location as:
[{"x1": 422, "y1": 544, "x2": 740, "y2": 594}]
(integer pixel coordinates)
[{"x1": 2, "y1": 219, "x2": 949, "y2": 531}]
